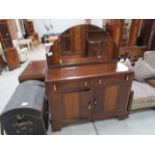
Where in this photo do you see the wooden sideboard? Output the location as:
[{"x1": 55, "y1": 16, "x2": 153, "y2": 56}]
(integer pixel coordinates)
[
  {"x1": 18, "y1": 60, "x2": 47, "y2": 82},
  {"x1": 46, "y1": 62, "x2": 134, "y2": 131}
]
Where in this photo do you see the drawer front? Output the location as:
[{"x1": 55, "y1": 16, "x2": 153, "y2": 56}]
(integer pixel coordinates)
[
  {"x1": 97, "y1": 74, "x2": 133, "y2": 86},
  {"x1": 50, "y1": 78, "x2": 98, "y2": 92},
  {"x1": 50, "y1": 74, "x2": 133, "y2": 92}
]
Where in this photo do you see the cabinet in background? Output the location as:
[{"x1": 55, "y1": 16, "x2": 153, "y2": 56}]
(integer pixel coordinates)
[{"x1": 0, "y1": 20, "x2": 20, "y2": 70}]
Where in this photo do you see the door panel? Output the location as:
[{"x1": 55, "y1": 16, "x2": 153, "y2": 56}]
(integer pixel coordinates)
[
  {"x1": 79, "y1": 89, "x2": 93, "y2": 118},
  {"x1": 104, "y1": 85, "x2": 119, "y2": 112},
  {"x1": 62, "y1": 89, "x2": 94, "y2": 120},
  {"x1": 93, "y1": 87, "x2": 104, "y2": 114},
  {"x1": 117, "y1": 83, "x2": 130, "y2": 110},
  {"x1": 63, "y1": 92, "x2": 80, "y2": 119}
]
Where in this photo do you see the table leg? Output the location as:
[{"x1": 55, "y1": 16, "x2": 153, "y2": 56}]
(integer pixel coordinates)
[{"x1": 28, "y1": 43, "x2": 31, "y2": 52}]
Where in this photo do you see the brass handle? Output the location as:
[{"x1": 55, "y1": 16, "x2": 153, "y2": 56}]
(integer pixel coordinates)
[
  {"x1": 84, "y1": 81, "x2": 88, "y2": 86},
  {"x1": 98, "y1": 79, "x2": 102, "y2": 85},
  {"x1": 98, "y1": 55, "x2": 101, "y2": 59},
  {"x1": 54, "y1": 84, "x2": 57, "y2": 91},
  {"x1": 88, "y1": 104, "x2": 91, "y2": 110},
  {"x1": 94, "y1": 99, "x2": 97, "y2": 105}
]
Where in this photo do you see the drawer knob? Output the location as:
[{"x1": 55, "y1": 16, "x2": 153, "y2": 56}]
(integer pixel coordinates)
[
  {"x1": 84, "y1": 81, "x2": 88, "y2": 86},
  {"x1": 54, "y1": 84, "x2": 57, "y2": 91},
  {"x1": 94, "y1": 99, "x2": 97, "y2": 105},
  {"x1": 88, "y1": 104, "x2": 91, "y2": 110},
  {"x1": 126, "y1": 76, "x2": 129, "y2": 81},
  {"x1": 98, "y1": 79, "x2": 102, "y2": 85}
]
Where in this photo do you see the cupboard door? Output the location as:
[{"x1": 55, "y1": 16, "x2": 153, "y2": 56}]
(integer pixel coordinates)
[
  {"x1": 116, "y1": 83, "x2": 131, "y2": 111},
  {"x1": 94, "y1": 74, "x2": 131, "y2": 113},
  {"x1": 79, "y1": 89, "x2": 93, "y2": 118},
  {"x1": 63, "y1": 92, "x2": 80, "y2": 119},
  {"x1": 93, "y1": 87, "x2": 104, "y2": 115},
  {"x1": 52, "y1": 88, "x2": 94, "y2": 120},
  {"x1": 104, "y1": 84, "x2": 119, "y2": 112},
  {"x1": 103, "y1": 82, "x2": 131, "y2": 112}
]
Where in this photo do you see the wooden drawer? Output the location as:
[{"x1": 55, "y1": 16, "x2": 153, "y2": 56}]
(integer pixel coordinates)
[
  {"x1": 97, "y1": 74, "x2": 132, "y2": 86},
  {"x1": 50, "y1": 78, "x2": 98, "y2": 92}
]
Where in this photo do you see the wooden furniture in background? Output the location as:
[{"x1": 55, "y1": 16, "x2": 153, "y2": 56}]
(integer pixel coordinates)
[
  {"x1": 43, "y1": 35, "x2": 58, "y2": 44},
  {"x1": 107, "y1": 19, "x2": 141, "y2": 48},
  {"x1": 46, "y1": 62, "x2": 134, "y2": 131},
  {"x1": 109, "y1": 19, "x2": 124, "y2": 47},
  {"x1": 18, "y1": 38, "x2": 32, "y2": 52},
  {"x1": 119, "y1": 46, "x2": 146, "y2": 58},
  {"x1": 137, "y1": 19, "x2": 154, "y2": 47},
  {"x1": 0, "y1": 55, "x2": 4, "y2": 64},
  {"x1": 107, "y1": 19, "x2": 155, "y2": 58},
  {"x1": 148, "y1": 20, "x2": 155, "y2": 50},
  {"x1": 128, "y1": 19, "x2": 141, "y2": 47},
  {"x1": 24, "y1": 20, "x2": 39, "y2": 46},
  {"x1": 0, "y1": 55, "x2": 4, "y2": 74},
  {"x1": 18, "y1": 60, "x2": 47, "y2": 82},
  {"x1": 24, "y1": 20, "x2": 35, "y2": 36},
  {"x1": 0, "y1": 20, "x2": 20, "y2": 70},
  {"x1": 7, "y1": 19, "x2": 18, "y2": 40}
]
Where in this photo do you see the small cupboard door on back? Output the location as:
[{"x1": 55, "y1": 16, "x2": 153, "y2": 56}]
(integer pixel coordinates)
[
  {"x1": 63, "y1": 89, "x2": 94, "y2": 119},
  {"x1": 103, "y1": 81, "x2": 131, "y2": 112},
  {"x1": 53, "y1": 88, "x2": 94, "y2": 121},
  {"x1": 104, "y1": 85, "x2": 119, "y2": 112},
  {"x1": 79, "y1": 89, "x2": 93, "y2": 118},
  {"x1": 92, "y1": 75, "x2": 132, "y2": 115},
  {"x1": 63, "y1": 92, "x2": 80, "y2": 120},
  {"x1": 92, "y1": 86, "x2": 105, "y2": 116},
  {"x1": 116, "y1": 82, "x2": 131, "y2": 111}
]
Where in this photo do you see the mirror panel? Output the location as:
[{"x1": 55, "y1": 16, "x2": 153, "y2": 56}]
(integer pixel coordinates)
[{"x1": 46, "y1": 24, "x2": 119, "y2": 66}]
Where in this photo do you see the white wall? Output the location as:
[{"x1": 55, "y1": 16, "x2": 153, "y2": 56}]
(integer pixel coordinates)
[
  {"x1": 32, "y1": 19, "x2": 85, "y2": 40},
  {"x1": 91, "y1": 19, "x2": 103, "y2": 28}
]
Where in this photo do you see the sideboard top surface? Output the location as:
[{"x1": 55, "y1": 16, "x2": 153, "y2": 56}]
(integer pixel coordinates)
[{"x1": 46, "y1": 62, "x2": 133, "y2": 82}]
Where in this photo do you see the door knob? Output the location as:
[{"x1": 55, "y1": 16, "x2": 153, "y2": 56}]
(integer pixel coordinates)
[
  {"x1": 98, "y1": 79, "x2": 102, "y2": 85},
  {"x1": 88, "y1": 103, "x2": 91, "y2": 110},
  {"x1": 84, "y1": 81, "x2": 88, "y2": 86},
  {"x1": 54, "y1": 84, "x2": 56, "y2": 91},
  {"x1": 126, "y1": 76, "x2": 129, "y2": 81},
  {"x1": 94, "y1": 99, "x2": 97, "y2": 105}
]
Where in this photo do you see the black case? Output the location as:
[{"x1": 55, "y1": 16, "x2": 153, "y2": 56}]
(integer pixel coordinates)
[{"x1": 0, "y1": 80, "x2": 49, "y2": 135}]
